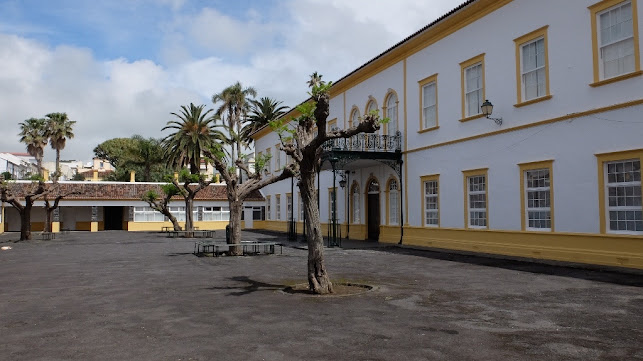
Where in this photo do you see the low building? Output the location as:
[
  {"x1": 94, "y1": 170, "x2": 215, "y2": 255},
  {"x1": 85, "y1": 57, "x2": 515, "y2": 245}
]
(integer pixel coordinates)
[{"x1": 0, "y1": 179, "x2": 264, "y2": 233}]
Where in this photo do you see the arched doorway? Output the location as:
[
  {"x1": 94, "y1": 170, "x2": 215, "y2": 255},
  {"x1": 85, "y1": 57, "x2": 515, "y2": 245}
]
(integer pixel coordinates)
[{"x1": 366, "y1": 178, "x2": 380, "y2": 241}]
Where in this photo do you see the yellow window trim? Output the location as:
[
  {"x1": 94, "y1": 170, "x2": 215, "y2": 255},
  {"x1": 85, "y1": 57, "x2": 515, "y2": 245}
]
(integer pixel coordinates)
[
  {"x1": 518, "y1": 160, "x2": 555, "y2": 232},
  {"x1": 589, "y1": 0, "x2": 641, "y2": 84},
  {"x1": 384, "y1": 176, "x2": 401, "y2": 226},
  {"x1": 418, "y1": 126, "x2": 440, "y2": 134},
  {"x1": 462, "y1": 168, "x2": 489, "y2": 230},
  {"x1": 460, "y1": 53, "x2": 486, "y2": 120},
  {"x1": 514, "y1": 94, "x2": 553, "y2": 108},
  {"x1": 514, "y1": 25, "x2": 551, "y2": 105},
  {"x1": 590, "y1": 70, "x2": 643, "y2": 87},
  {"x1": 420, "y1": 174, "x2": 440, "y2": 228},
  {"x1": 381, "y1": 89, "x2": 400, "y2": 135},
  {"x1": 595, "y1": 148, "x2": 643, "y2": 234},
  {"x1": 459, "y1": 113, "x2": 486, "y2": 123},
  {"x1": 418, "y1": 73, "x2": 439, "y2": 131}
]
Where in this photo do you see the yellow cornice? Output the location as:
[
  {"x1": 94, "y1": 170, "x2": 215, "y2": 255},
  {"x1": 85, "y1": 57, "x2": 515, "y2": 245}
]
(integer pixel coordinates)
[{"x1": 329, "y1": 0, "x2": 513, "y2": 96}]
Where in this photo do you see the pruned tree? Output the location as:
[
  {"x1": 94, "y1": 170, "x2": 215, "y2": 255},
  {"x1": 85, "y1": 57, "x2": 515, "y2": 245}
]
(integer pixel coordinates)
[
  {"x1": 43, "y1": 185, "x2": 82, "y2": 232},
  {"x1": 142, "y1": 184, "x2": 182, "y2": 231},
  {"x1": 169, "y1": 170, "x2": 214, "y2": 236},
  {"x1": 0, "y1": 178, "x2": 48, "y2": 241},
  {"x1": 202, "y1": 145, "x2": 295, "y2": 255},
  {"x1": 272, "y1": 73, "x2": 383, "y2": 294}
]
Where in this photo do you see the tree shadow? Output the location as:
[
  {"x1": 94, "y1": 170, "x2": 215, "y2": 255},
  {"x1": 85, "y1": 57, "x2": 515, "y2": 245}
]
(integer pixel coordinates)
[
  {"x1": 377, "y1": 246, "x2": 643, "y2": 287},
  {"x1": 205, "y1": 276, "x2": 286, "y2": 296}
]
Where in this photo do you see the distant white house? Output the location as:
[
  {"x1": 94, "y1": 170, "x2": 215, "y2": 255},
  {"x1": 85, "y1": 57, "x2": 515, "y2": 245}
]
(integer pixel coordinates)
[{"x1": 0, "y1": 152, "x2": 36, "y2": 179}]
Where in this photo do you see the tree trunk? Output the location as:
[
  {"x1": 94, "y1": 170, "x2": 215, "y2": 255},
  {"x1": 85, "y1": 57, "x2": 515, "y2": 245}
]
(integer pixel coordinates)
[
  {"x1": 20, "y1": 204, "x2": 32, "y2": 241},
  {"x1": 300, "y1": 168, "x2": 333, "y2": 294},
  {"x1": 44, "y1": 207, "x2": 54, "y2": 232},
  {"x1": 185, "y1": 197, "x2": 194, "y2": 236},
  {"x1": 54, "y1": 149, "x2": 61, "y2": 182},
  {"x1": 36, "y1": 157, "x2": 43, "y2": 178},
  {"x1": 168, "y1": 214, "x2": 182, "y2": 231},
  {"x1": 228, "y1": 200, "x2": 243, "y2": 255}
]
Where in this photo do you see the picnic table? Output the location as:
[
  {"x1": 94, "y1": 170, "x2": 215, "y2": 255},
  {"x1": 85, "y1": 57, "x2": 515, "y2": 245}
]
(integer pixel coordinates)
[
  {"x1": 194, "y1": 241, "x2": 282, "y2": 257},
  {"x1": 40, "y1": 232, "x2": 55, "y2": 240},
  {"x1": 166, "y1": 230, "x2": 215, "y2": 238}
]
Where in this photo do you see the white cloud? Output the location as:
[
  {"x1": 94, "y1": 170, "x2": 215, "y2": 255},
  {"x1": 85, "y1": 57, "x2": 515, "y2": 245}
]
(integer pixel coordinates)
[
  {"x1": 0, "y1": 34, "x2": 201, "y2": 161},
  {"x1": 0, "y1": 0, "x2": 464, "y2": 161}
]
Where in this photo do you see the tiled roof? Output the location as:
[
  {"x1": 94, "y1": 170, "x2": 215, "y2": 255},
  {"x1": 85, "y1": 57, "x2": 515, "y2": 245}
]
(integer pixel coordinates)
[{"x1": 2, "y1": 181, "x2": 264, "y2": 202}]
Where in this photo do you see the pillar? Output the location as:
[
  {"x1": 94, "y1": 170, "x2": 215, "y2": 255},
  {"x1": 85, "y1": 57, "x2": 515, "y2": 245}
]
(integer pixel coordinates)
[
  {"x1": 90, "y1": 205, "x2": 99, "y2": 232},
  {"x1": 92, "y1": 170, "x2": 98, "y2": 181},
  {"x1": 52, "y1": 207, "x2": 60, "y2": 233},
  {"x1": 130, "y1": 170, "x2": 136, "y2": 183}
]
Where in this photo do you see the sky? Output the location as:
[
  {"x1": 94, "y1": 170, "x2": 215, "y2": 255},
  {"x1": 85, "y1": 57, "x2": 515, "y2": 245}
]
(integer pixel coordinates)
[{"x1": 0, "y1": 0, "x2": 464, "y2": 161}]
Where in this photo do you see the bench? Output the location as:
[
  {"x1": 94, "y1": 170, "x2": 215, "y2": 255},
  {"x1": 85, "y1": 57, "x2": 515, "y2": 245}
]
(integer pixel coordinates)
[
  {"x1": 40, "y1": 232, "x2": 55, "y2": 240},
  {"x1": 194, "y1": 241, "x2": 282, "y2": 257},
  {"x1": 167, "y1": 230, "x2": 215, "y2": 238}
]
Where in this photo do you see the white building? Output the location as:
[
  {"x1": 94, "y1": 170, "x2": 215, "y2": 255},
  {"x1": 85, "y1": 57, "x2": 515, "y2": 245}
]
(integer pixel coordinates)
[
  {"x1": 0, "y1": 152, "x2": 36, "y2": 179},
  {"x1": 252, "y1": 0, "x2": 643, "y2": 270}
]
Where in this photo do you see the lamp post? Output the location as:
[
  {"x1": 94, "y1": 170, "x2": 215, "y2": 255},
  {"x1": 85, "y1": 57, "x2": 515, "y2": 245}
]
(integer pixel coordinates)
[
  {"x1": 288, "y1": 174, "x2": 296, "y2": 242},
  {"x1": 339, "y1": 171, "x2": 347, "y2": 245},
  {"x1": 329, "y1": 157, "x2": 338, "y2": 247}
]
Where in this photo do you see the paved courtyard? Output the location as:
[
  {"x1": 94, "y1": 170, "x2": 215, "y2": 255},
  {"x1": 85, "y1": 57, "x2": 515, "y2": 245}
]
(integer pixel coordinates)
[{"x1": 0, "y1": 230, "x2": 642, "y2": 361}]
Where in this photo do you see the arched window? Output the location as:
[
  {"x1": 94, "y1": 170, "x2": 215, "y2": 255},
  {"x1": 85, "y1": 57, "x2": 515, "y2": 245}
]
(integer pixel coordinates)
[
  {"x1": 386, "y1": 93, "x2": 398, "y2": 135},
  {"x1": 366, "y1": 99, "x2": 379, "y2": 134},
  {"x1": 366, "y1": 99, "x2": 378, "y2": 115},
  {"x1": 351, "y1": 183, "x2": 360, "y2": 224},
  {"x1": 388, "y1": 179, "x2": 399, "y2": 225},
  {"x1": 350, "y1": 108, "x2": 360, "y2": 128}
]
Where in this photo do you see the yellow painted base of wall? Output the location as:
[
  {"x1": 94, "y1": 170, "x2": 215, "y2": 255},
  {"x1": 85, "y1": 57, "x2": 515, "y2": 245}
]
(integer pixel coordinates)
[
  {"x1": 125, "y1": 221, "x2": 233, "y2": 232},
  {"x1": 90, "y1": 222, "x2": 99, "y2": 232},
  {"x1": 389, "y1": 227, "x2": 643, "y2": 270},
  {"x1": 254, "y1": 221, "x2": 643, "y2": 270},
  {"x1": 76, "y1": 222, "x2": 104, "y2": 231}
]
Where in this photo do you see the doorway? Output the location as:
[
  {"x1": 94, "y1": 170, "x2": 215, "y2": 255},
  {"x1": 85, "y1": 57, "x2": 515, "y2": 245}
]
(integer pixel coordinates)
[
  {"x1": 104, "y1": 207, "x2": 124, "y2": 230},
  {"x1": 367, "y1": 179, "x2": 380, "y2": 241}
]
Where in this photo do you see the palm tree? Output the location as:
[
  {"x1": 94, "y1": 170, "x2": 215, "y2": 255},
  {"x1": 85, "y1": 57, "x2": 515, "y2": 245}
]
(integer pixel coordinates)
[
  {"x1": 45, "y1": 112, "x2": 75, "y2": 182},
  {"x1": 161, "y1": 103, "x2": 217, "y2": 174},
  {"x1": 212, "y1": 82, "x2": 257, "y2": 165},
  {"x1": 18, "y1": 117, "x2": 48, "y2": 177},
  {"x1": 241, "y1": 97, "x2": 289, "y2": 141}
]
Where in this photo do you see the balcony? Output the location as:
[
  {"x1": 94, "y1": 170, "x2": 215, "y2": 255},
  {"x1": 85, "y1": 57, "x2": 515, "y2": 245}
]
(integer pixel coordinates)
[
  {"x1": 321, "y1": 132, "x2": 402, "y2": 173},
  {"x1": 322, "y1": 131, "x2": 402, "y2": 153}
]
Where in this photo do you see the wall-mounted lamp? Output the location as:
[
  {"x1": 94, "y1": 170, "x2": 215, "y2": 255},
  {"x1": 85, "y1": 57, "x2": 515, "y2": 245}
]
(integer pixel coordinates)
[
  {"x1": 481, "y1": 99, "x2": 502, "y2": 125},
  {"x1": 339, "y1": 172, "x2": 347, "y2": 189}
]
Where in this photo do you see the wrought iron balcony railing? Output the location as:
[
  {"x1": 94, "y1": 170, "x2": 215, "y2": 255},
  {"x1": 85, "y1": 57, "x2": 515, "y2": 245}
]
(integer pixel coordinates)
[{"x1": 322, "y1": 131, "x2": 402, "y2": 153}]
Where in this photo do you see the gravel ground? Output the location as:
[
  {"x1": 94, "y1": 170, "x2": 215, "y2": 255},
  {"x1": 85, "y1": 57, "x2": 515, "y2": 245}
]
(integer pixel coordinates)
[{"x1": 0, "y1": 230, "x2": 642, "y2": 361}]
